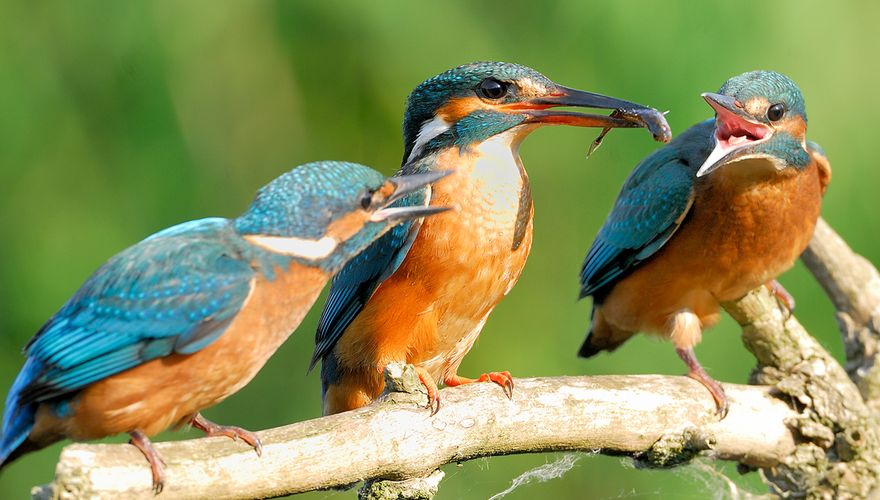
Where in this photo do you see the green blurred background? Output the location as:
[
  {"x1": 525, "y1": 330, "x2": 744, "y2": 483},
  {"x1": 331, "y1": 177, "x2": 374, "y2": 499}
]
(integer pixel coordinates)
[{"x1": 1, "y1": 1, "x2": 878, "y2": 498}]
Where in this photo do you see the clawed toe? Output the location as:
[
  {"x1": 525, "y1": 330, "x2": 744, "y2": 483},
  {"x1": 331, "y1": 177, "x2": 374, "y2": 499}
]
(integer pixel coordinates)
[
  {"x1": 413, "y1": 366, "x2": 441, "y2": 415},
  {"x1": 478, "y1": 371, "x2": 514, "y2": 399},
  {"x1": 191, "y1": 414, "x2": 263, "y2": 456},
  {"x1": 128, "y1": 430, "x2": 167, "y2": 494}
]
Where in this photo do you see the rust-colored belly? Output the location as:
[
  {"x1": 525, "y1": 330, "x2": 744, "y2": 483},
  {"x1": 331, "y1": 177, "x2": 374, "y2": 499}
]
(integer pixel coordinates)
[
  {"x1": 48, "y1": 262, "x2": 328, "y2": 440},
  {"x1": 335, "y1": 139, "x2": 533, "y2": 385},
  {"x1": 602, "y1": 159, "x2": 825, "y2": 336}
]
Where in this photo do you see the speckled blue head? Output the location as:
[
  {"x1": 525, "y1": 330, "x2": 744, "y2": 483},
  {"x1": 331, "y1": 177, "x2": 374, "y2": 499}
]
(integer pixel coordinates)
[
  {"x1": 698, "y1": 71, "x2": 811, "y2": 177},
  {"x1": 401, "y1": 61, "x2": 671, "y2": 164},
  {"x1": 719, "y1": 71, "x2": 806, "y2": 124},
  {"x1": 236, "y1": 162, "x2": 384, "y2": 240},
  {"x1": 235, "y1": 162, "x2": 450, "y2": 272}
]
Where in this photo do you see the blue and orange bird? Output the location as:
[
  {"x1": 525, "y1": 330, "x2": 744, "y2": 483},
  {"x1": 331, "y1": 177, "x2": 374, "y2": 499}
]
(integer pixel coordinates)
[
  {"x1": 313, "y1": 62, "x2": 671, "y2": 415},
  {"x1": 578, "y1": 71, "x2": 831, "y2": 417},
  {"x1": 0, "y1": 162, "x2": 450, "y2": 491}
]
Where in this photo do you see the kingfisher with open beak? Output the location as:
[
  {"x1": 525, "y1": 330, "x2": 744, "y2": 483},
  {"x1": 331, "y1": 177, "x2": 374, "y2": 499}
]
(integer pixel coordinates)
[
  {"x1": 578, "y1": 71, "x2": 831, "y2": 417},
  {"x1": 0, "y1": 162, "x2": 450, "y2": 492},
  {"x1": 313, "y1": 61, "x2": 671, "y2": 415}
]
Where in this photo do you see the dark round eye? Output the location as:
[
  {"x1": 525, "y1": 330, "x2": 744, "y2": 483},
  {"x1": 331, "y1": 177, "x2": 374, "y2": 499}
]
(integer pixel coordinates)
[
  {"x1": 478, "y1": 78, "x2": 507, "y2": 100},
  {"x1": 767, "y1": 103, "x2": 785, "y2": 122},
  {"x1": 360, "y1": 190, "x2": 374, "y2": 210}
]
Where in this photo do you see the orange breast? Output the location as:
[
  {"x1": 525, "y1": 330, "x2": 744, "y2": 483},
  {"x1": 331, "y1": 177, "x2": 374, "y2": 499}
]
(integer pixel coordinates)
[
  {"x1": 47, "y1": 261, "x2": 328, "y2": 440},
  {"x1": 601, "y1": 158, "x2": 827, "y2": 337},
  {"x1": 334, "y1": 135, "x2": 533, "y2": 389}
]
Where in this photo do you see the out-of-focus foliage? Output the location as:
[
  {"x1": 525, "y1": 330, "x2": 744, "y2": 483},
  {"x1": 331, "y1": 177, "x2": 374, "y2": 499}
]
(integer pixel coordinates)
[{"x1": 1, "y1": 1, "x2": 878, "y2": 498}]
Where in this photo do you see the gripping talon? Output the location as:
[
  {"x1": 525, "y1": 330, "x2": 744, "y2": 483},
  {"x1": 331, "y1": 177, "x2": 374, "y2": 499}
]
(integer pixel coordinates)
[
  {"x1": 413, "y1": 366, "x2": 440, "y2": 415},
  {"x1": 504, "y1": 378, "x2": 514, "y2": 400},
  {"x1": 191, "y1": 414, "x2": 263, "y2": 457},
  {"x1": 456, "y1": 370, "x2": 515, "y2": 400},
  {"x1": 676, "y1": 347, "x2": 729, "y2": 419},
  {"x1": 766, "y1": 279, "x2": 796, "y2": 313},
  {"x1": 128, "y1": 430, "x2": 166, "y2": 494}
]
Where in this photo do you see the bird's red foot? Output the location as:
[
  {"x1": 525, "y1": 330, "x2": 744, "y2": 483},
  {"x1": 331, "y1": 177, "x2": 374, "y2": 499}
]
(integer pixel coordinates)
[
  {"x1": 445, "y1": 371, "x2": 514, "y2": 399},
  {"x1": 765, "y1": 279, "x2": 796, "y2": 312},
  {"x1": 191, "y1": 413, "x2": 263, "y2": 457},
  {"x1": 412, "y1": 366, "x2": 441, "y2": 415},
  {"x1": 129, "y1": 430, "x2": 166, "y2": 494},
  {"x1": 676, "y1": 347, "x2": 728, "y2": 418}
]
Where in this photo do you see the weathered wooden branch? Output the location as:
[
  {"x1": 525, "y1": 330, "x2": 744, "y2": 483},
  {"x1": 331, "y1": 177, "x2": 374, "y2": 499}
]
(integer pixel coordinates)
[
  {"x1": 723, "y1": 287, "x2": 879, "y2": 498},
  {"x1": 802, "y1": 218, "x2": 880, "y2": 412},
  {"x1": 31, "y1": 217, "x2": 880, "y2": 499},
  {"x1": 720, "y1": 217, "x2": 880, "y2": 498},
  {"x1": 33, "y1": 367, "x2": 798, "y2": 499}
]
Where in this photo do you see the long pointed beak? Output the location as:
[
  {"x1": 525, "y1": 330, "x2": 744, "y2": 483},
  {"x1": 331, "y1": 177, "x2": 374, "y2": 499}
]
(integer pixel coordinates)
[
  {"x1": 696, "y1": 93, "x2": 772, "y2": 177},
  {"x1": 370, "y1": 204, "x2": 452, "y2": 222},
  {"x1": 521, "y1": 86, "x2": 671, "y2": 142},
  {"x1": 386, "y1": 170, "x2": 453, "y2": 205},
  {"x1": 370, "y1": 170, "x2": 455, "y2": 222},
  {"x1": 702, "y1": 92, "x2": 749, "y2": 120}
]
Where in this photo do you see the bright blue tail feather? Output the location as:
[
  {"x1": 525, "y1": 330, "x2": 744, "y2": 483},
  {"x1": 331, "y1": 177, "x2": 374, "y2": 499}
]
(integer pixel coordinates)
[{"x1": 0, "y1": 358, "x2": 41, "y2": 466}]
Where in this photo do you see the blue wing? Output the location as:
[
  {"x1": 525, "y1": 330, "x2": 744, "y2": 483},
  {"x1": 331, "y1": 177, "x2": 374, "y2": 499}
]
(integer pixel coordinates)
[
  {"x1": 311, "y1": 166, "x2": 431, "y2": 371},
  {"x1": 579, "y1": 124, "x2": 712, "y2": 299},
  {"x1": 17, "y1": 218, "x2": 255, "y2": 404}
]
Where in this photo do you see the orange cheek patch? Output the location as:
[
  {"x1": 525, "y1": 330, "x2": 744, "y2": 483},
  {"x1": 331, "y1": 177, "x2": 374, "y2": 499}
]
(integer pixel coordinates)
[
  {"x1": 778, "y1": 115, "x2": 807, "y2": 138},
  {"x1": 326, "y1": 211, "x2": 369, "y2": 241},
  {"x1": 436, "y1": 96, "x2": 493, "y2": 122},
  {"x1": 377, "y1": 181, "x2": 395, "y2": 198}
]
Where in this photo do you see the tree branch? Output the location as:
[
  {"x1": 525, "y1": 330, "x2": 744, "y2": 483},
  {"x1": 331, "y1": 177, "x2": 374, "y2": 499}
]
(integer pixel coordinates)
[
  {"x1": 31, "y1": 217, "x2": 880, "y2": 499},
  {"x1": 802, "y1": 218, "x2": 880, "y2": 411},
  {"x1": 720, "y1": 217, "x2": 880, "y2": 498},
  {"x1": 34, "y1": 366, "x2": 798, "y2": 499}
]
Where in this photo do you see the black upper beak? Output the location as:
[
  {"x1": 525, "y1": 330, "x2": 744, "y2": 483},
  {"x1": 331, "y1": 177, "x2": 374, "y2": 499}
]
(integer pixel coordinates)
[
  {"x1": 532, "y1": 86, "x2": 647, "y2": 110},
  {"x1": 371, "y1": 170, "x2": 455, "y2": 222},
  {"x1": 387, "y1": 170, "x2": 453, "y2": 204},
  {"x1": 702, "y1": 92, "x2": 751, "y2": 120},
  {"x1": 523, "y1": 86, "x2": 672, "y2": 143}
]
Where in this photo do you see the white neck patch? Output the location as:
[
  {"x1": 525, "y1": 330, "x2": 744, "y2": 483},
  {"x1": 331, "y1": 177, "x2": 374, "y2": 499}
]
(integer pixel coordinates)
[
  {"x1": 245, "y1": 234, "x2": 337, "y2": 260},
  {"x1": 407, "y1": 115, "x2": 451, "y2": 163}
]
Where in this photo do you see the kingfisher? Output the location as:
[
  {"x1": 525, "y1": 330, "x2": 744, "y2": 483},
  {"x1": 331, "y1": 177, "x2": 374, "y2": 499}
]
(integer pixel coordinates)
[
  {"x1": 0, "y1": 162, "x2": 450, "y2": 492},
  {"x1": 313, "y1": 61, "x2": 671, "y2": 415},
  {"x1": 578, "y1": 71, "x2": 831, "y2": 417}
]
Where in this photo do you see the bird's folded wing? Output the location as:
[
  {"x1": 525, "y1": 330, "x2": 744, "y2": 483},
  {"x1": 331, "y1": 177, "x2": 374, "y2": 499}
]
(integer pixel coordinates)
[
  {"x1": 579, "y1": 156, "x2": 695, "y2": 298},
  {"x1": 19, "y1": 219, "x2": 254, "y2": 404},
  {"x1": 311, "y1": 186, "x2": 428, "y2": 371}
]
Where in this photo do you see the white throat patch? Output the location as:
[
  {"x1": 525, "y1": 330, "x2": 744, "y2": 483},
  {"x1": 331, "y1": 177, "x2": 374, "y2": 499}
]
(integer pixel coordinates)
[
  {"x1": 245, "y1": 234, "x2": 337, "y2": 260},
  {"x1": 407, "y1": 115, "x2": 451, "y2": 163}
]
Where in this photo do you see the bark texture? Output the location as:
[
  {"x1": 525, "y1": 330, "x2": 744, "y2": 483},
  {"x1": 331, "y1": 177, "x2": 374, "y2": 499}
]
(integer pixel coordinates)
[{"x1": 31, "y1": 218, "x2": 880, "y2": 499}]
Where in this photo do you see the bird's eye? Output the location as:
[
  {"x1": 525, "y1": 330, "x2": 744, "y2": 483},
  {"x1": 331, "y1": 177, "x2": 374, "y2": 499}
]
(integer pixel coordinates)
[
  {"x1": 767, "y1": 103, "x2": 785, "y2": 122},
  {"x1": 478, "y1": 79, "x2": 508, "y2": 100},
  {"x1": 360, "y1": 190, "x2": 375, "y2": 210}
]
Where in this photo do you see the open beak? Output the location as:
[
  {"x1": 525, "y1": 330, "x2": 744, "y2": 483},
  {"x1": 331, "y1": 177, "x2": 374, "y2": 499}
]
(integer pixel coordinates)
[
  {"x1": 697, "y1": 92, "x2": 773, "y2": 177},
  {"x1": 370, "y1": 170, "x2": 454, "y2": 222},
  {"x1": 517, "y1": 86, "x2": 671, "y2": 143}
]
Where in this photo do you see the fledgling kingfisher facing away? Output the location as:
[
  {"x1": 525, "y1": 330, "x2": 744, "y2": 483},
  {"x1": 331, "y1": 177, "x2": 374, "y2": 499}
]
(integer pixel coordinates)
[
  {"x1": 578, "y1": 71, "x2": 831, "y2": 417},
  {"x1": 0, "y1": 162, "x2": 450, "y2": 492},
  {"x1": 314, "y1": 61, "x2": 671, "y2": 415}
]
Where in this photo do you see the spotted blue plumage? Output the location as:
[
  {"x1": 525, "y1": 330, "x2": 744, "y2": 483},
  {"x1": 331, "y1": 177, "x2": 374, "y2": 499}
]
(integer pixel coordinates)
[
  {"x1": 0, "y1": 218, "x2": 255, "y2": 462},
  {"x1": 235, "y1": 162, "x2": 385, "y2": 240},
  {"x1": 579, "y1": 120, "x2": 713, "y2": 299},
  {"x1": 719, "y1": 70, "x2": 807, "y2": 124},
  {"x1": 580, "y1": 71, "x2": 814, "y2": 300},
  {"x1": 1, "y1": 161, "x2": 404, "y2": 466}
]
